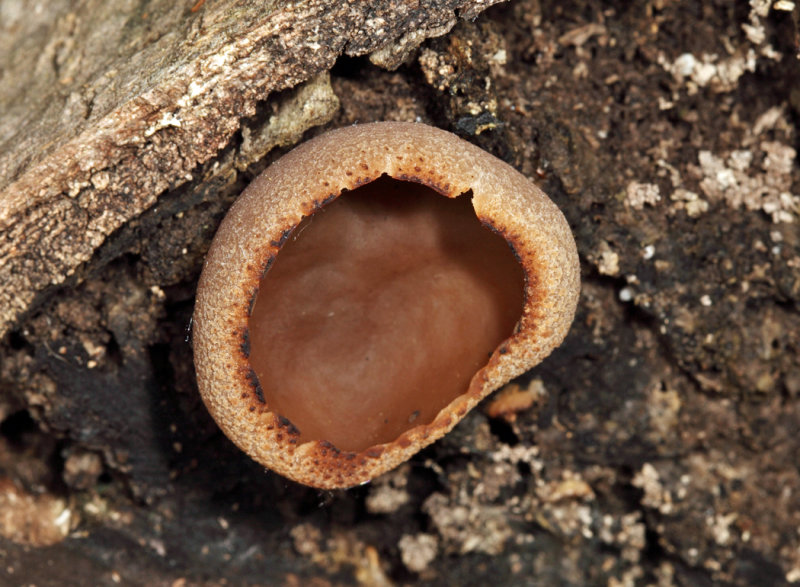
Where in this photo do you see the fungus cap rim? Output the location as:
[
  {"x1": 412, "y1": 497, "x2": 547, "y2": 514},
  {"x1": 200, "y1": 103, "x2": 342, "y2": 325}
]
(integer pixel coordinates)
[{"x1": 193, "y1": 121, "x2": 580, "y2": 489}]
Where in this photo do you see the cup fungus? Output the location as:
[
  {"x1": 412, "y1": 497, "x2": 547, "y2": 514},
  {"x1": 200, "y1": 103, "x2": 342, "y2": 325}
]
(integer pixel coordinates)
[{"x1": 193, "y1": 121, "x2": 579, "y2": 489}]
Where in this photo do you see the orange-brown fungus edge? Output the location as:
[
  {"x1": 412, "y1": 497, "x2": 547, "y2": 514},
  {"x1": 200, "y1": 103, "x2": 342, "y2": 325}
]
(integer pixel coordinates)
[{"x1": 192, "y1": 122, "x2": 580, "y2": 489}]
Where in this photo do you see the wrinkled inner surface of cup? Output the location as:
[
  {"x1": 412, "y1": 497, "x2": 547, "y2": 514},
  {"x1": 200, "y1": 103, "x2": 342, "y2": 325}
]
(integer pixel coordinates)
[{"x1": 248, "y1": 176, "x2": 525, "y2": 452}]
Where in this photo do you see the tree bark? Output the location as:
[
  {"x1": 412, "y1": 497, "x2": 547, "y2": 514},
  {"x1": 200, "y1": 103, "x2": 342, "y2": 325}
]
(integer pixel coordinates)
[{"x1": 0, "y1": 0, "x2": 499, "y2": 337}]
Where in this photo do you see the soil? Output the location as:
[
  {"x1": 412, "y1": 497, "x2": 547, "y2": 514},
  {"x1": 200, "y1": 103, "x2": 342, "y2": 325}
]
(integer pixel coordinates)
[{"x1": 1, "y1": 1, "x2": 799, "y2": 585}]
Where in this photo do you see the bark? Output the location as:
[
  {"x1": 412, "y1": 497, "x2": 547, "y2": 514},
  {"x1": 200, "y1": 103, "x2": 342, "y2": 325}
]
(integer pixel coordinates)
[{"x1": 0, "y1": 0, "x2": 500, "y2": 337}]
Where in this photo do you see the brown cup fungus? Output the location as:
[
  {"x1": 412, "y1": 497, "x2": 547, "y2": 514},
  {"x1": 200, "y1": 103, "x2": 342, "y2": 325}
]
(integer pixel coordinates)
[{"x1": 193, "y1": 122, "x2": 580, "y2": 489}]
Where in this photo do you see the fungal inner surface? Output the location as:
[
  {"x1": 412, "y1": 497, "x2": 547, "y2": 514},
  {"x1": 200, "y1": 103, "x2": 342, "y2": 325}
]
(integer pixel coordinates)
[{"x1": 248, "y1": 176, "x2": 524, "y2": 452}]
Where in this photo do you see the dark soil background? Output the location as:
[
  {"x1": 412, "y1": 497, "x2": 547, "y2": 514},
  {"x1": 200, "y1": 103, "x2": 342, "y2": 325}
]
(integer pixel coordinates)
[{"x1": 2, "y1": 1, "x2": 800, "y2": 585}]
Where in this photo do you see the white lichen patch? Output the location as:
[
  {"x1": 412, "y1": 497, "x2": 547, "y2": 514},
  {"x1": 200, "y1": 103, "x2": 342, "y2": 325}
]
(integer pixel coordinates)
[
  {"x1": 289, "y1": 524, "x2": 392, "y2": 586},
  {"x1": 659, "y1": 51, "x2": 757, "y2": 95},
  {"x1": 659, "y1": 0, "x2": 783, "y2": 97},
  {"x1": 694, "y1": 142, "x2": 800, "y2": 223},
  {"x1": 598, "y1": 248, "x2": 620, "y2": 276},
  {"x1": 742, "y1": 0, "x2": 786, "y2": 59},
  {"x1": 398, "y1": 533, "x2": 438, "y2": 573},
  {"x1": 664, "y1": 105, "x2": 798, "y2": 221},
  {"x1": 633, "y1": 463, "x2": 676, "y2": 515},
  {"x1": 599, "y1": 512, "x2": 647, "y2": 564},
  {"x1": 0, "y1": 477, "x2": 72, "y2": 546},
  {"x1": 365, "y1": 464, "x2": 410, "y2": 515},
  {"x1": 423, "y1": 492, "x2": 513, "y2": 555},
  {"x1": 670, "y1": 188, "x2": 709, "y2": 217},
  {"x1": 646, "y1": 383, "x2": 682, "y2": 441},
  {"x1": 587, "y1": 240, "x2": 622, "y2": 277},
  {"x1": 625, "y1": 182, "x2": 661, "y2": 210},
  {"x1": 708, "y1": 512, "x2": 738, "y2": 546},
  {"x1": 418, "y1": 48, "x2": 457, "y2": 92},
  {"x1": 290, "y1": 522, "x2": 322, "y2": 557}
]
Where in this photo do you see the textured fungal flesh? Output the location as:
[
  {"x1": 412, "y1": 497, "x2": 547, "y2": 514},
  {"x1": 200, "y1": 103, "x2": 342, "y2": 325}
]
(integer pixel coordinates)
[
  {"x1": 193, "y1": 121, "x2": 580, "y2": 489},
  {"x1": 248, "y1": 176, "x2": 525, "y2": 452}
]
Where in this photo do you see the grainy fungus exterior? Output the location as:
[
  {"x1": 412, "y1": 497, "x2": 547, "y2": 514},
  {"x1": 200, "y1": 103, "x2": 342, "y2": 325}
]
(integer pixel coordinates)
[{"x1": 193, "y1": 122, "x2": 580, "y2": 489}]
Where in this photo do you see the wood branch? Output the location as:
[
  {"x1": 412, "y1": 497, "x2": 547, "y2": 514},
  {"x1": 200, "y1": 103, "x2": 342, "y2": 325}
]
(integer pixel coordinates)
[{"x1": 0, "y1": 0, "x2": 501, "y2": 338}]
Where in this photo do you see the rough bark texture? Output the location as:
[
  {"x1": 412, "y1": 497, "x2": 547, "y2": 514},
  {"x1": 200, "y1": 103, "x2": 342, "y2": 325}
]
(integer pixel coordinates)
[
  {"x1": 1, "y1": 0, "x2": 800, "y2": 586},
  {"x1": 0, "y1": 0, "x2": 498, "y2": 337}
]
